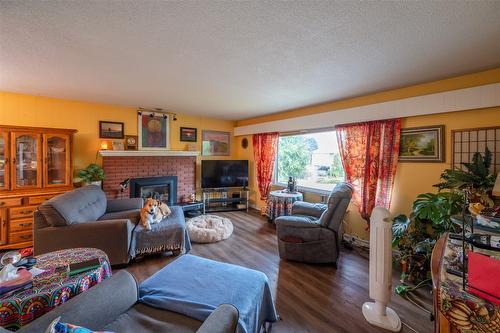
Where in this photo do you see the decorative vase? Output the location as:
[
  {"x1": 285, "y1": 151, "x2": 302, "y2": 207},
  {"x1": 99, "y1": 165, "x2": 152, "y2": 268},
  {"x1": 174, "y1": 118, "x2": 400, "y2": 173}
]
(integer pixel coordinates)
[{"x1": 287, "y1": 177, "x2": 296, "y2": 193}]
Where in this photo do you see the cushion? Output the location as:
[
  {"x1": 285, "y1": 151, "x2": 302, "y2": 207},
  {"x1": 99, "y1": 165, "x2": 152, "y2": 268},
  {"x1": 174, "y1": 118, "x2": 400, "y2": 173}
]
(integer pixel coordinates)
[
  {"x1": 186, "y1": 215, "x2": 233, "y2": 243},
  {"x1": 103, "y1": 304, "x2": 202, "y2": 333},
  {"x1": 99, "y1": 209, "x2": 141, "y2": 224},
  {"x1": 39, "y1": 185, "x2": 107, "y2": 226}
]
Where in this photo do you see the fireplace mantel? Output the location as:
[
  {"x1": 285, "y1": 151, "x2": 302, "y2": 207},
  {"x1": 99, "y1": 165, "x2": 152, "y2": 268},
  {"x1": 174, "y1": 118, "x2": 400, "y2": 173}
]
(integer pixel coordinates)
[{"x1": 99, "y1": 150, "x2": 200, "y2": 157}]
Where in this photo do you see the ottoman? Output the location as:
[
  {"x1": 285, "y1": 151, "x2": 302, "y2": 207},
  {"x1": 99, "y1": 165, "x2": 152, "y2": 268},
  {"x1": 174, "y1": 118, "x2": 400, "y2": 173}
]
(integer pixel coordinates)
[
  {"x1": 139, "y1": 254, "x2": 278, "y2": 333},
  {"x1": 129, "y1": 206, "x2": 191, "y2": 258}
]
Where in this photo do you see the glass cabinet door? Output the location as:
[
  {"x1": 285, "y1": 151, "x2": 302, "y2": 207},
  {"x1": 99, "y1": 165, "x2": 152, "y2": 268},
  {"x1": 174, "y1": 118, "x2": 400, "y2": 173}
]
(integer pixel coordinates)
[
  {"x1": 44, "y1": 134, "x2": 70, "y2": 187},
  {"x1": 12, "y1": 132, "x2": 42, "y2": 189},
  {"x1": 0, "y1": 132, "x2": 9, "y2": 191}
]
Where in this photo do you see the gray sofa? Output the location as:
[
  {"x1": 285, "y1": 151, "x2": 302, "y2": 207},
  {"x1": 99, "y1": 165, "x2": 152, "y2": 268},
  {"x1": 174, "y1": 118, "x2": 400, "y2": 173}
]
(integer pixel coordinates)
[
  {"x1": 34, "y1": 185, "x2": 189, "y2": 265},
  {"x1": 275, "y1": 182, "x2": 353, "y2": 265},
  {"x1": 0, "y1": 270, "x2": 238, "y2": 333}
]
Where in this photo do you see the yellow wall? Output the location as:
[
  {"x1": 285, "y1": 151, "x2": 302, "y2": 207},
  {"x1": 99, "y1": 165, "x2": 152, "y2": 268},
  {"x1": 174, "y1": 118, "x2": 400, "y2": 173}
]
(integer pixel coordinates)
[
  {"x1": 0, "y1": 92, "x2": 236, "y2": 189},
  {"x1": 235, "y1": 68, "x2": 500, "y2": 240}
]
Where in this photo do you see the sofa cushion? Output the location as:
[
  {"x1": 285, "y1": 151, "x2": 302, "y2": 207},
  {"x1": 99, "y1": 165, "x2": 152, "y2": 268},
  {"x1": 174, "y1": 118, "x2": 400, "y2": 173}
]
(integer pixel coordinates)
[
  {"x1": 319, "y1": 183, "x2": 353, "y2": 229},
  {"x1": 39, "y1": 185, "x2": 107, "y2": 226},
  {"x1": 99, "y1": 209, "x2": 141, "y2": 224},
  {"x1": 103, "y1": 304, "x2": 201, "y2": 333}
]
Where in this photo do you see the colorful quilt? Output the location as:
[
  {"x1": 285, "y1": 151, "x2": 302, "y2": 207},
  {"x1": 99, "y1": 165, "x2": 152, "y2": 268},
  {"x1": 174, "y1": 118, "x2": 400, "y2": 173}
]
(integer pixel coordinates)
[{"x1": 0, "y1": 248, "x2": 111, "y2": 331}]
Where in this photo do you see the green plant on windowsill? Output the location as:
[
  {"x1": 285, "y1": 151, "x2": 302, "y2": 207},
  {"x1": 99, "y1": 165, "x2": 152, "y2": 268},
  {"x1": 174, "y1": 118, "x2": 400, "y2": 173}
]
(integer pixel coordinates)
[{"x1": 78, "y1": 163, "x2": 105, "y2": 185}]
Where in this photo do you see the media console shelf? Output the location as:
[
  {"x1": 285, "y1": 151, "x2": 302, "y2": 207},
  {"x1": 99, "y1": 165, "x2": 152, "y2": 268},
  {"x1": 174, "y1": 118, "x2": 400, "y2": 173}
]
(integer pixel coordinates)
[{"x1": 202, "y1": 188, "x2": 249, "y2": 213}]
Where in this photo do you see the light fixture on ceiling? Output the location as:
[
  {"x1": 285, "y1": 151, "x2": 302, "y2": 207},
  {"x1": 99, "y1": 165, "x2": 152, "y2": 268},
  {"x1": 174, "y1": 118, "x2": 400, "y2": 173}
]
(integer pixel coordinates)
[{"x1": 137, "y1": 107, "x2": 177, "y2": 121}]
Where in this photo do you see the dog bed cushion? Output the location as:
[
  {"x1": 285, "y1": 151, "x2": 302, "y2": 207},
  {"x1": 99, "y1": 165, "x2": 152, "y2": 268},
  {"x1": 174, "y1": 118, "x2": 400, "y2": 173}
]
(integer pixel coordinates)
[{"x1": 186, "y1": 215, "x2": 233, "y2": 243}]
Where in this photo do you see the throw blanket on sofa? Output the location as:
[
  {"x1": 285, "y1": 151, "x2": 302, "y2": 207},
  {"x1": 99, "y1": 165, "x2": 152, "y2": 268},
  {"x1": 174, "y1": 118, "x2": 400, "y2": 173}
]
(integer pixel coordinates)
[
  {"x1": 139, "y1": 254, "x2": 278, "y2": 333},
  {"x1": 129, "y1": 206, "x2": 191, "y2": 257}
]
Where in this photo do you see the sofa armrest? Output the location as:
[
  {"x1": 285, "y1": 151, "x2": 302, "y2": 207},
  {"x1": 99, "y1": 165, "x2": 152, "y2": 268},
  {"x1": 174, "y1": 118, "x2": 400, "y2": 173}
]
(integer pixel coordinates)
[
  {"x1": 106, "y1": 197, "x2": 143, "y2": 213},
  {"x1": 17, "y1": 271, "x2": 138, "y2": 333},
  {"x1": 291, "y1": 201, "x2": 327, "y2": 218},
  {"x1": 34, "y1": 219, "x2": 134, "y2": 265},
  {"x1": 196, "y1": 304, "x2": 239, "y2": 333}
]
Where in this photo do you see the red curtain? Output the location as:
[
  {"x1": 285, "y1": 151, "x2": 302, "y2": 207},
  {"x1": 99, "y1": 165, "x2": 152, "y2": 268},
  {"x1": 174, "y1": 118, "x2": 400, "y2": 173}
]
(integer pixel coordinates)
[
  {"x1": 336, "y1": 119, "x2": 401, "y2": 221},
  {"x1": 252, "y1": 132, "x2": 280, "y2": 200}
]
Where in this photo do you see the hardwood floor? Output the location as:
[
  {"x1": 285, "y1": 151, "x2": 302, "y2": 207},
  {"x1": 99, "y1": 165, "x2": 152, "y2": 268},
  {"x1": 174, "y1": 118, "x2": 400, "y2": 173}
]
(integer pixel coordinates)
[{"x1": 124, "y1": 210, "x2": 433, "y2": 333}]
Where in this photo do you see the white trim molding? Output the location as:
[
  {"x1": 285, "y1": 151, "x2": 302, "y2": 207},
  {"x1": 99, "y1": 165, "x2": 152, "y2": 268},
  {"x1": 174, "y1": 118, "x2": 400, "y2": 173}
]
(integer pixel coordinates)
[
  {"x1": 234, "y1": 83, "x2": 500, "y2": 136},
  {"x1": 99, "y1": 150, "x2": 200, "y2": 157}
]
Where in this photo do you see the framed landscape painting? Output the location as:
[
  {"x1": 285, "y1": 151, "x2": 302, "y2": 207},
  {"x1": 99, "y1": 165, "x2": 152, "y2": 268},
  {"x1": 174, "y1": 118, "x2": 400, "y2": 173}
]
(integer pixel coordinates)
[
  {"x1": 399, "y1": 125, "x2": 444, "y2": 162},
  {"x1": 202, "y1": 130, "x2": 230, "y2": 156},
  {"x1": 180, "y1": 127, "x2": 197, "y2": 142},
  {"x1": 138, "y1": 111, "x2": 170, "y2": 150},
  {"x1": 99, "y1": 121, "x2": 124, "y2": 139}
]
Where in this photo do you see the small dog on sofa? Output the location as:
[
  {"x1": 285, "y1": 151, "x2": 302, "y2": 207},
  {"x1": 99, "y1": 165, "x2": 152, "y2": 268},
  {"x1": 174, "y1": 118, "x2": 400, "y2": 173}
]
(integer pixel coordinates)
[{"x1": 140, "y1": 196, "x2": 172, "y2": 231}]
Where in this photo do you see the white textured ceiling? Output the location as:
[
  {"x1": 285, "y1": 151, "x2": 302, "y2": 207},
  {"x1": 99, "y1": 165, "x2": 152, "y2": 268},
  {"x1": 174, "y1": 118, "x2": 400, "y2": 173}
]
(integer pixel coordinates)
[{"x1": 1, "y1": 1, "x2": 499, "y2": 120}]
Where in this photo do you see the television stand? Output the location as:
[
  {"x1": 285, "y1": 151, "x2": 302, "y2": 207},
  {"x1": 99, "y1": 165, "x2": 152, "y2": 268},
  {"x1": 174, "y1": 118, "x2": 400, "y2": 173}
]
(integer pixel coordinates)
[{"x1": 202, "y1": 188, "x2": 249, "y2": 213}]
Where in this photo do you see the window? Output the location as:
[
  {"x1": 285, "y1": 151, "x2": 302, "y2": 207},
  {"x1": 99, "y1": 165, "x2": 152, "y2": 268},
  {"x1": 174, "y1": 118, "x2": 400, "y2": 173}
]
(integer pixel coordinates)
[{"x1": 275, "y1": 130, "x2": 345, "y2": 192}]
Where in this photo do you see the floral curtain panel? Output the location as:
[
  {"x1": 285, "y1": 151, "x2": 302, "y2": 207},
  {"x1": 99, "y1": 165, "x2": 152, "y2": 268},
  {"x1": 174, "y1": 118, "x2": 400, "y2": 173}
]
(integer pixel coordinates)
[
  {"x1": 336, "y1": 119, "x2": 401, "y2": 221},
  {"x1": 252, "y1": 132, "x2": 280, "y2": 200}
]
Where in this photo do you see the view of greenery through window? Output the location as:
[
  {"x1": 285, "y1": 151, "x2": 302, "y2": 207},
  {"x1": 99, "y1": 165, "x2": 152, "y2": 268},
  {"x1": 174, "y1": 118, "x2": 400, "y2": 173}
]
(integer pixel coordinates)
[{"x1": 276, "y1": 131, "x2": 345, "y2": 191}]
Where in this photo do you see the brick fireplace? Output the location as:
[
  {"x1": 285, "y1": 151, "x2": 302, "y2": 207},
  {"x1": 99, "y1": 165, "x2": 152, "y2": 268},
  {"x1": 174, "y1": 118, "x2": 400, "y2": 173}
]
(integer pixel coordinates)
[{"x1": 101, "y1": 153, "x2": 196, "y2": 202}]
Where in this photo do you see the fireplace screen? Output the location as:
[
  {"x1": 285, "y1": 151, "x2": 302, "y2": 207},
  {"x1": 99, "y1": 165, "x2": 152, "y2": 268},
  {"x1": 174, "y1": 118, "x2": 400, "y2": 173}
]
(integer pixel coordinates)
[
  {"x1": 129, "y1": 176, "x2": 177, "y2": 206},
  {"x1": 141, "y1": 184, "x2": 170, "y2": 202}
]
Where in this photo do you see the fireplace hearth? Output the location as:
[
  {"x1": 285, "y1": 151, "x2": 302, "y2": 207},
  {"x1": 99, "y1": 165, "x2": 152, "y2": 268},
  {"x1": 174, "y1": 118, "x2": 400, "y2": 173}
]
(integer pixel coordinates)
[{"x1": 130, "y1": 176, "x2": 177, "y2": 206}]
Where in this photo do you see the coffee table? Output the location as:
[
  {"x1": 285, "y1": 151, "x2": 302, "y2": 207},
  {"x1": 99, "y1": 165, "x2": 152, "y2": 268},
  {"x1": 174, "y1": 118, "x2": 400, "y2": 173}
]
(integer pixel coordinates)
[{"x1": 0, "y1": 248, "x2": 111, "y2": 331}]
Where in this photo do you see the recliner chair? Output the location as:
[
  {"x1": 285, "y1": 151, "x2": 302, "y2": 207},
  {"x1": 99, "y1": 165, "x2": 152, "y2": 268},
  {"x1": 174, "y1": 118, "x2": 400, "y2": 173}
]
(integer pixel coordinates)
[{"x1": 275, "y1": 182, "x2": 353, "y2": 266}]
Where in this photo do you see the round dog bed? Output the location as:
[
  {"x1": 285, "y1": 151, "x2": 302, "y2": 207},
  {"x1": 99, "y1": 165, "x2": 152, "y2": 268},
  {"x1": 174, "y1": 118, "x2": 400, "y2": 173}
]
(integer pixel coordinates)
[{"x1": 186, "y1": 214, "x2": 233, "y2": 243}]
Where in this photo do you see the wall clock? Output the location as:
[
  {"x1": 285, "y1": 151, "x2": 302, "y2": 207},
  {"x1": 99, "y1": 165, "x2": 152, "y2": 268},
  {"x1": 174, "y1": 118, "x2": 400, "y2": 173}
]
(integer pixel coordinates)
[{"x1": 125, "y1": 135, "x2": 138, "y2": 150}]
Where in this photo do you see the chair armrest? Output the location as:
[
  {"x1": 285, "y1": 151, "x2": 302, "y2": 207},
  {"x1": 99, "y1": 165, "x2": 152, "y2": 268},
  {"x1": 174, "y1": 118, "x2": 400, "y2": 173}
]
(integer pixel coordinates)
[
  {"x1": 196, "y1": 304, "x2": 239, "y2": 333},
  {"x1": 106, "y1": 197, "x2": 143, "y2": 213},
  {"x1": 34, "y1": 219, "x2": 134, "y2": 265},
  {"x1": 291, "y1": 201, "x2": 327, "y2": 218},
  {"x1": 275, "y1": 215, "x2": 321, "y2": 228},
  {"x1": 17, "y1": 271, "x2": 138, "y2": 333}
]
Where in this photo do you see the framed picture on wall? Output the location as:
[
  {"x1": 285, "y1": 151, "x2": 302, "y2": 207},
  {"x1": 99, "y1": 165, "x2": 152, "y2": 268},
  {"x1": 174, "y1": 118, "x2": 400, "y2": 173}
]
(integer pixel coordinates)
[
  {"x1": 399, "y1": 125, "x2": 444, "y2": 162},
  {"x1": 180, "y1": 127, "x2": 197, "y2": 142},
  {"x1": 202, "y1": 130, "x2": 230, "y2": 156},
  {"x1": 99, "y1": 121, "x2": 124, "y2": 139},
  {"x1": 138, "y1": 111, "x2": 170, "y2": 150}
]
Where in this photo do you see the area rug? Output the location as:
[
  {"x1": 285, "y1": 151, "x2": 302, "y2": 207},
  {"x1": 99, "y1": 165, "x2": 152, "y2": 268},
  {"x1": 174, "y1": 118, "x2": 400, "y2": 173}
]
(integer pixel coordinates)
[{"x1": 186, "y1": 214, "x2": 233, "y2": 243}]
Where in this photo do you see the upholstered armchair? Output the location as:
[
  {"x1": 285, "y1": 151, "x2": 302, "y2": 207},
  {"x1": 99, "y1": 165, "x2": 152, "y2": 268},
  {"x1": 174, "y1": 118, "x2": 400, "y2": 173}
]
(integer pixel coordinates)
[{"x1": 275, "y1": 182, "x2": 353, "y2": 266}]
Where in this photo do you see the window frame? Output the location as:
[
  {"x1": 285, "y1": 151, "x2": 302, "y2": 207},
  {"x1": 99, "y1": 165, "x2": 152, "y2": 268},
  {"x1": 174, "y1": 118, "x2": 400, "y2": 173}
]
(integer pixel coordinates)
[{"x1": 272, "y1": 127, "x2": 343, "y2": 195}]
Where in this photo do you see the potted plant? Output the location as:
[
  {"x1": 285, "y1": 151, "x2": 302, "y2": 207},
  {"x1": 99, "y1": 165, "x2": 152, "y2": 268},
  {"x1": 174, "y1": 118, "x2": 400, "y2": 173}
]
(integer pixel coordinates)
[
  {"x1": 392, "y1": 191, "x2": 463, "y2": 284},
  {"x1": 434, "y1": 148, "x2": 497, "y2": 206},
  {"x1": 78, "y1": 163, "x2": 105, "y2": 187}
]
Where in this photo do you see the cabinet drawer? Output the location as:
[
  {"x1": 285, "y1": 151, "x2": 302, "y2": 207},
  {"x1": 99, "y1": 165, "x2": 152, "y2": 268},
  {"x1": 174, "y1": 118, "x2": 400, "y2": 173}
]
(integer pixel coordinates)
[
  {"x1": 10, "y1": 218, "x2": 33, "y2": 233},
  {"x1": 9, "y1": 206, "x2": 37, "y2": 220},
  {"x1": 9, "y1": 230, "x2": 32, "y2": 244},
  {"x1": 28, "y1": 194, "x2": 57, "y2": 205},
  {"x1": 0, "y1": 198, "x2": 23, "y2": 208}
]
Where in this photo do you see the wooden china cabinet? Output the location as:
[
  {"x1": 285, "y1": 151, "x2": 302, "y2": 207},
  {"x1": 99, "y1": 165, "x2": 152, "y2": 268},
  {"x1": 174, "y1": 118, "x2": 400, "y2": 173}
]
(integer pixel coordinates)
[{"x1": 0, "y1": 125, "x2": 76, "y2": 249}]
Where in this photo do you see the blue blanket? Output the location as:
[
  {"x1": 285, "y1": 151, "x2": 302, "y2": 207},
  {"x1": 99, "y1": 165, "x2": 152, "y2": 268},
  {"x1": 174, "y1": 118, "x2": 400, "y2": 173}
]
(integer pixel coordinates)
[{"x1": 139, "y1": 254, "x2": 278, "y2": 333}]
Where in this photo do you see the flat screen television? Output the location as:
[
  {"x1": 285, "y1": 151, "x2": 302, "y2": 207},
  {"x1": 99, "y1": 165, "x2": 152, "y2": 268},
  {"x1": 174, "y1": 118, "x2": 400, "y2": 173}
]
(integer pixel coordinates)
[{"x1": 201, "y1": 160, "x2": 248, "y2": 189}]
